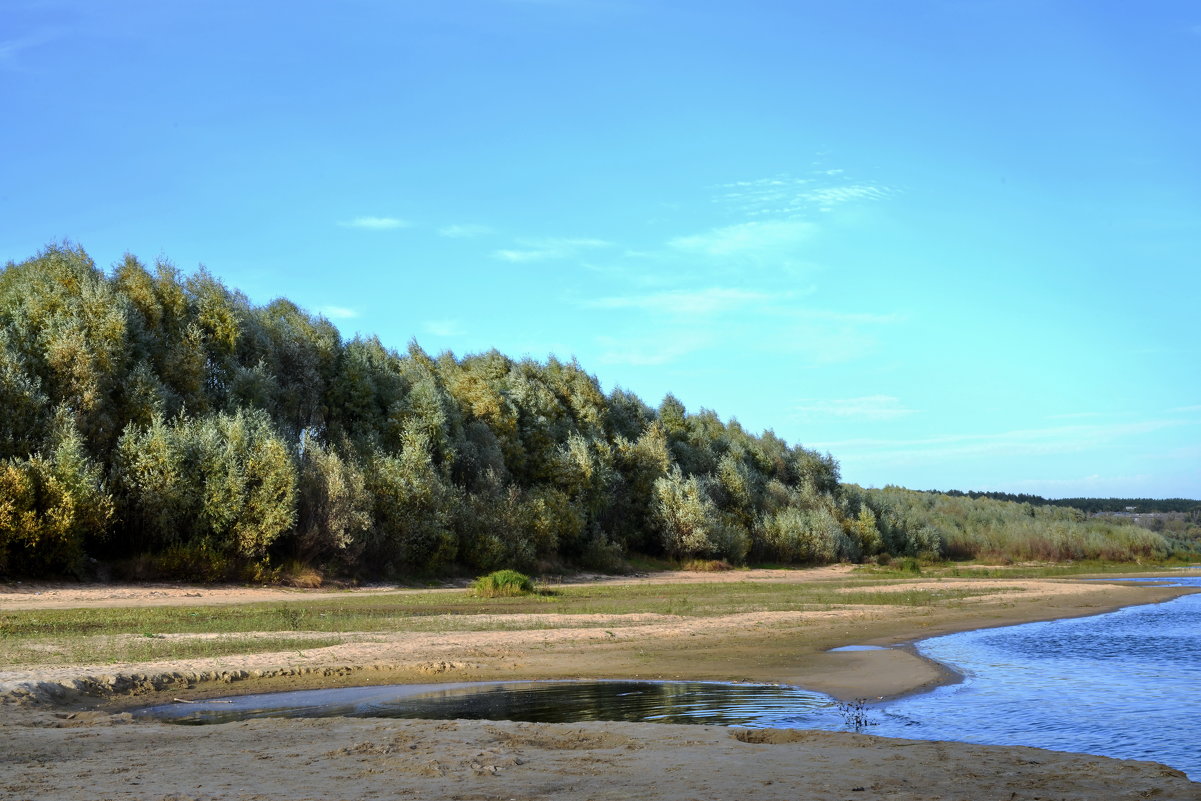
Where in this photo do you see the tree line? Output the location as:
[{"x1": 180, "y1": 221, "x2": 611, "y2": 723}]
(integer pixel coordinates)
[
  {"x1": 925, "y1": 490, "x2": 1201, "y2": 515},
  {"x1": 0, "y1": 245, "x2": 1183, "y2": 580}
]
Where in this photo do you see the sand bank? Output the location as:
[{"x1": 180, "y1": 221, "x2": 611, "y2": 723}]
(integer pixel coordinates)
[{"x1": 2, "y1": 570, "x2": 1198, "y2": 799}]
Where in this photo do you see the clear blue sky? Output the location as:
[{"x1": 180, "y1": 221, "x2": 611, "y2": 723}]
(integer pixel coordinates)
[{"x1": 3, "y1": 1, "x2": 1198, "y2": 498}]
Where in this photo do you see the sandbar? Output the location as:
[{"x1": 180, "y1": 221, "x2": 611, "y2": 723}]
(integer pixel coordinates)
[{"x1": 2, "y1": 569, "x2": 1198, "y2": 800}]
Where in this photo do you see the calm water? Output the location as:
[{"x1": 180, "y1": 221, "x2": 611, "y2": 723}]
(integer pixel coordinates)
[
  {"x1": 874, "y1": 572, "x2": 1201, "y2": 779},
  {"x1": 137, "y1": 571, "x2": 1201, "y2": 779},
  {"x1": 137, "y1": 679, "x2": 846, "y2": 729}
]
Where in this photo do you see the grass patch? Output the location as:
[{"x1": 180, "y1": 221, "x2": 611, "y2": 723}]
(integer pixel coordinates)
[
  {"x1": 472, "y1": 570, "x2": 535, "y2": 598},
  {"x1": 0, "y1": 574, "x2": 1041, "y2": 669},
  {"x1": 1, "y1": 634, "x2": 344, "y2": 668},
  {"x1": 0, "y1": 578, "x2": 1006, "y2": 639}
]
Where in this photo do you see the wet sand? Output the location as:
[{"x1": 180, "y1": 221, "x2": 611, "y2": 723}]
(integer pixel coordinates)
[{"x1": 2, "y1": 570, "x2": 1199, "y2": 800}]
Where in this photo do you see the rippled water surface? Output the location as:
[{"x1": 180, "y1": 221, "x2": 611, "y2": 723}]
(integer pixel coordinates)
[
  {"x1": 874, "y1": 572, "x2": 1201, "y2": 779},
  {"x1": 138, "y1": 571, "x2": 1201, "y2": 780}
]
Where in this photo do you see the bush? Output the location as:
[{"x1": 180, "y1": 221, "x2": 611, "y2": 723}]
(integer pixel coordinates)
[
  {"x1": 472, "y1": 569, "x2": 535, "y2": 597},
  {"x1": 113, "y1": 409, "x2": 296, "y2": 561},
  {"x1": 0, "y1": 420, "x2": 113, "y2": 577}
]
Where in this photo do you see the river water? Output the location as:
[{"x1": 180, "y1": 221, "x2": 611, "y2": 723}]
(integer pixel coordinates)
[
  {"x1": 873, "y1": 572, "x2": 1201, "y2": 779},
  {"x1": 137, "y1": 571, "x2": 1201, "y2": 780}
]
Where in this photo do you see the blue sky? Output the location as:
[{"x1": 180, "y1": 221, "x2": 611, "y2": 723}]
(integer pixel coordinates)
[{"x1": 3, "y1": 1, "x2": 1199, "y2": 498}]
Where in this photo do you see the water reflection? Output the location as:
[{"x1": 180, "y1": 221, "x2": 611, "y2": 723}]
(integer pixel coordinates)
[{"x1": 137, "y1": 679, "x2": 844, "y2": 729}]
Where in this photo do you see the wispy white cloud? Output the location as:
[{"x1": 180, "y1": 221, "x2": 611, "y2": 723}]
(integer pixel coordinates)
[
  {"x1": 338, "y1": 216, "x2": 412, "y2": 230},
  {"x1": 0, "y1": 32, "x2": 58, "y2": 67},
  {"x1": 571, "y1": 160, "x2": 902, "y2": 368},
  {"x1": 438, "y1": 223, "x2": 493, "y2": 239},
  {"x1": 714, "y1": 169, "x2": 894, "y2": 218},
  {"x1": 585, "y1": 293, "x2": 901, "y2": 368},
  {"x1": 319, "y1": 306, "x2": 359, "y2": 320},
  {"x1": 1006, "y1": 473, "x2": 1154, "y2": 493},
  {"x1": 668, "y1": 220, "x2": 816, "y2": 257},
  {"x1": 423, "y1": 319, "x2": 465, "y2": 337},
  {"x1": 1046, "y1": 411, "x2": 1106, "y2": 421},
  {"x1": 789, "y1": 308, "x2": 904, "y2": 325},
  {"x1": 493, "y1": 237, "x2": 611, "y2": 263},
  {"x1": 793, "y1": 395, "x2": 917, "y2": 421},
  {"x1": 1049, "y1": 405, "x2": 1200, "y2": 422},
  {"x1": 586, "y1": 287, "x2": 775, "y2": 315},
  {"x1": 770, "y1": 317, "x2": 891, "y2": 365},
  {"x1": 593, "y1": 332, "x2": 714, "y2": 366},
  {"x1": 800, "y1": 184, "x2": 890, "y2": 211},
  {"x1": 812, "y1": 419, "x2": 1189, "y2": 465}
]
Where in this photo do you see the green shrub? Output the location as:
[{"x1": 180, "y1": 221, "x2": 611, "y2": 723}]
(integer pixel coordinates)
[{"x1": 472, "y1": 569, "x2": 535, "y2": 597}]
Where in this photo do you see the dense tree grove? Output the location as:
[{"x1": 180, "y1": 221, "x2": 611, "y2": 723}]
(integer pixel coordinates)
[{"x1": 0, "y1": 246, "x2": 1184, "y2": 579}]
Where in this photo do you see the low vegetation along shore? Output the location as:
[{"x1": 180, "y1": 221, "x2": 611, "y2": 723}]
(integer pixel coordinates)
[{"x1": 2, "y1": 565, "x2": 1199, "y2": 799}]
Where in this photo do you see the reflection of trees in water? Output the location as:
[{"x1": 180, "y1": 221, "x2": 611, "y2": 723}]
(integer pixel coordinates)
[
  {"x1": 369, "y1": 681, "x2": 835, "y2": 726},
  {"x1": 155, "y1": 680, "x2": 839, "y2": 727}
]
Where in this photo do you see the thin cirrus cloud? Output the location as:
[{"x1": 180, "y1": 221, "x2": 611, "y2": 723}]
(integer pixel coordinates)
[
  {"x1": 668, "y1": 220, "x2": 816, "y2": 257},
  {"x1": 587, "y1": 300, "x2": 898, "y2": 368},
  {"x1": 1005, "y1": 473, "x2": 1154, "y2": 495},
  {"x1": 801, "y1": 184, "x2": 891, "y2": 210},
  {"x1": 319, "y1": 306, "x2": 359, "y2": 320},
  {"x1": 493, "y1": 237, "x2": 611, "y2": 263},
  {"x1": 423, "y1": 319, "x2": 465, "y2": 337},
  {"x1": 593, "y1": 331, "x2": 714, "y2": 366},
  {"x1": 338, "y1": 216, "x2": 412, "y2": 230},
  {"x1": 438, "y1": 223, "x2": 494, "y2": 239},
  {"x1": 0, "y1": 32, "x2": 58, "y2": 66},
  {"x1": 714, "y1": 171, "x2": 894, "y2": 218},
  {"x1": 586, "y1": 287, "x2": 775, "y2": 316},
  {"x1": 793, "y1": 395, "x2": 917, "y2": 421},
  {"x1": 812, "y1": 419, "x2": 1188, "y2": 466}
]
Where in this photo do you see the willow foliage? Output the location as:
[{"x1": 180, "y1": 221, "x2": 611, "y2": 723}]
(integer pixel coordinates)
[{"x1": 0, "y1": 244, "x2": 1176, "y2": 578}]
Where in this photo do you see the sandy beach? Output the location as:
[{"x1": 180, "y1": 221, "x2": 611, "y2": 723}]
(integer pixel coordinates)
[{"x1": 2, "y1": 569, "x2": 1199, "y2": 800}]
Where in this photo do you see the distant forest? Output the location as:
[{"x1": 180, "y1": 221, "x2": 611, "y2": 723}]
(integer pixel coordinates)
[
  {"x1": 923, "y1": 490, "x2": 1201, "y2": 516},
  {"x1": 0, "y1": 245, "x2": 1192, "y2": 581}
]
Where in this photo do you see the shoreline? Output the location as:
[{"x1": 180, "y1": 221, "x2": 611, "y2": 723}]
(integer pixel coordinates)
[
  {"x1": 2, "y1": 570, "x2": 1199, "y2": 800},
  {"x1": 2, "y1": 571, "x2": 1198, "y2": 708},
  {"x1": 111, "y1": 579, "x2": 1195, "y2": 712},
  {"x1": 862, "y1": 573, "x2": 1201, "y2": 702}
]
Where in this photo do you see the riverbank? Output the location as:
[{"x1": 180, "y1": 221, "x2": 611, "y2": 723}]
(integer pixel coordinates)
[{"x1": 2, "y1": 568, "x2": 1199, "y2": 799}]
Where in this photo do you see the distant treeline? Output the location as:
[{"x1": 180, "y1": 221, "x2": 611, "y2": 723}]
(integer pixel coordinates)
[
  {"x1": 925, "y1": 490, "x2": 1201, "y2": 515},
  {"x1": 0, "y1": 245, "x2": 1185, "y2": 580}
]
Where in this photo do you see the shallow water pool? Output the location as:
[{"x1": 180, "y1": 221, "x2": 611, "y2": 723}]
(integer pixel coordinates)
[{"x1": 136, "y1": 679, "x2": 848, "y2": 729}]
